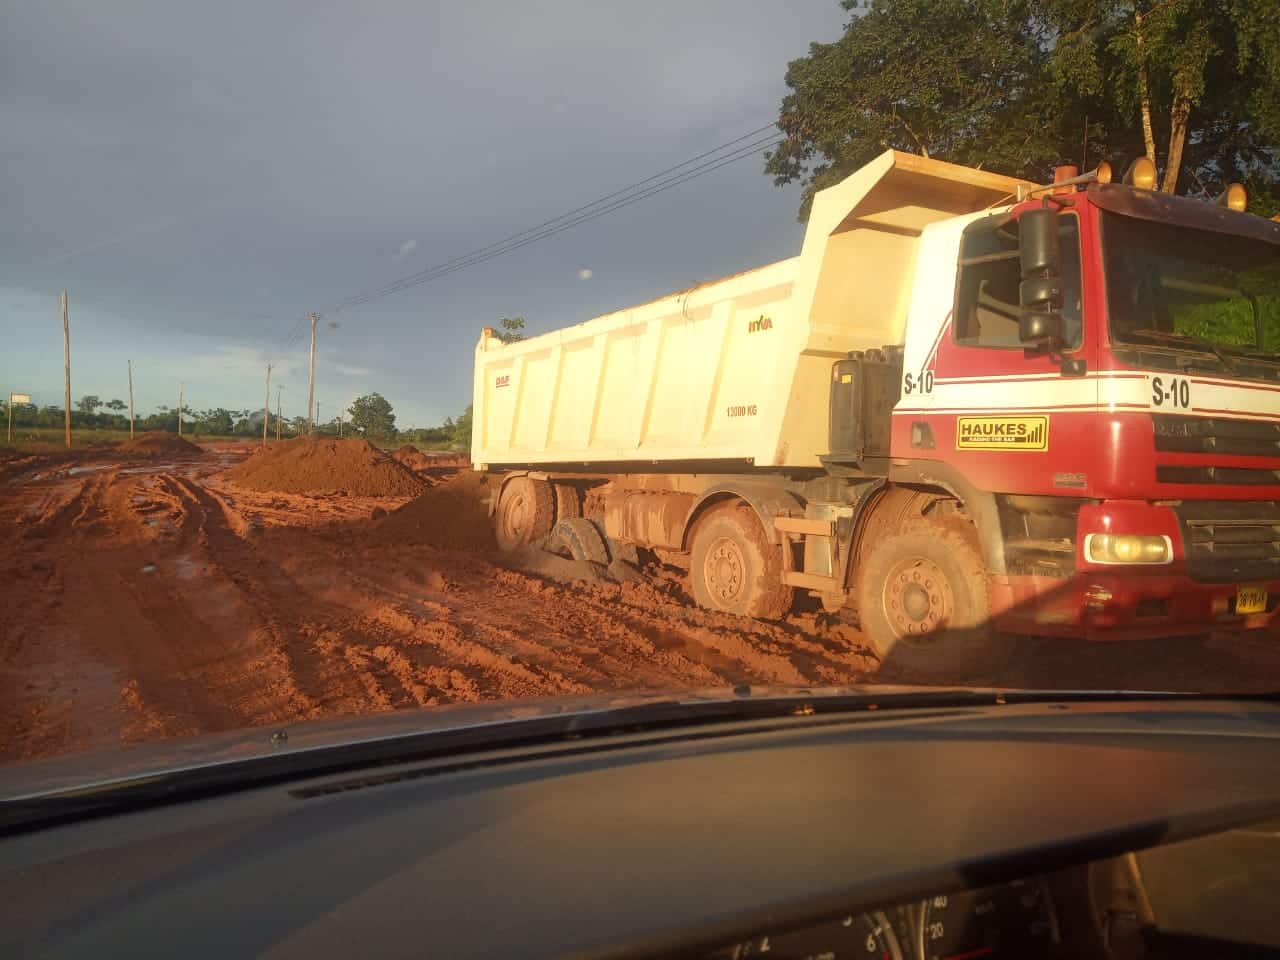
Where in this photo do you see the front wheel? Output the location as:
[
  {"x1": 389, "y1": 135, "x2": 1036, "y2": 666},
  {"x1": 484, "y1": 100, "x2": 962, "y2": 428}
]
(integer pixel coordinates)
[
  {"x1": 857, "y1": 519, "x2": 1009, "y2": 681},
  {"x1": 689, "y1": 504, "x2": 792, "y2": 619}
]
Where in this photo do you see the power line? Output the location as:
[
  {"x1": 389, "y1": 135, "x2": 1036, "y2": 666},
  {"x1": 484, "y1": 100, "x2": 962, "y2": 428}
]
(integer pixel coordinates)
[
  {"x1": 348, "y1": 136, "x2": 782, "y2": 308},
  {"x1": 328, "y1": 132, "x2": 781, "y2": 312},
  {"x1": 323, "y1": 129, "x2": 782, "y2": 314},
  {"x1": 323, "y1": 122, "x2": 779, "y2": 315}
]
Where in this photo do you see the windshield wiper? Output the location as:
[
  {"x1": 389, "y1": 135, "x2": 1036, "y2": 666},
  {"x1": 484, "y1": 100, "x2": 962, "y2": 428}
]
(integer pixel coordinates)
[{"x1": 1122, "y1": 330, "x2": 1242, "y2": 373}]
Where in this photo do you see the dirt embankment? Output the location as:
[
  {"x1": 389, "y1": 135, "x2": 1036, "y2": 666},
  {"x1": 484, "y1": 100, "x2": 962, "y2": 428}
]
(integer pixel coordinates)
[
  {"x1": 369, "y1": 471, "x2": 495, "y2": 550},
  {"x1": 118, "y1": 432, "x2": 203, "y2": 456},
  {"x1": 226, "y1": 437, "x2": 425, "y2": 496}
]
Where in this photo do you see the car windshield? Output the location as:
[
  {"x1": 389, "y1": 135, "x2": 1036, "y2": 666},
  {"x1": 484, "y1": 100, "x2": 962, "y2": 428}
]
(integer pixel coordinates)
[
  {"x1": 1104, "y1": 212, "x2": 1280, "y2": 358},
  {"x1": 3, "y1": 1, "x2": 1280, "y2": 783}
]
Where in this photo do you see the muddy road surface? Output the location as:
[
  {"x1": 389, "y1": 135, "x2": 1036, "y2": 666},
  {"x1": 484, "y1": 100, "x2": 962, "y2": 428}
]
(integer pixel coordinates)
[
  {"x1": 2, "y1": 444, "x2": 1276, "y2": 766},
  {"x1": 0, "y1": 445, "x2": 876, "y2": 765}
]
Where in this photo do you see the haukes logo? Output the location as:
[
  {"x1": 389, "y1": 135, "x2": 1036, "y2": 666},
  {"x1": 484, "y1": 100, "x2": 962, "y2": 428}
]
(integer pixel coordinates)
[{"x1": 955, "y1": 416, "x2": 1048, "y2": 451}]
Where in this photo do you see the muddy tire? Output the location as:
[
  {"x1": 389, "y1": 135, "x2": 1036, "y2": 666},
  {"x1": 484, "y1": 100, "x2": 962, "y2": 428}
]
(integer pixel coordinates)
[
  {"x1": 689, "y1": 504, "x2": 792, "y2": 619},
  {"x1": 494, "y1": 476, "x2": 556, "y2": 552},
  {"x1": 857, "y1": 519, "x2": 1008, "y2": 681},
  {"x1": 553, "y1": 483, "x2": 581, "y2": 522},
  {"x1": 547, "y1": 517, "x2": 611, "y2": 564}
]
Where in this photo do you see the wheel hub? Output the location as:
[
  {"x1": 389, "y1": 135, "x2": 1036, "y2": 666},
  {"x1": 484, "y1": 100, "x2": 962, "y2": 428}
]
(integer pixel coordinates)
[
  {"x1": 882, "y1": 557, "x2": 953, "y2": 642},
  {"x1": 704, "y1": 537, "x2": 745, "y2": 603},
  {"x1": 502, "y1": 494, "x2": 528, "y2": 541}
]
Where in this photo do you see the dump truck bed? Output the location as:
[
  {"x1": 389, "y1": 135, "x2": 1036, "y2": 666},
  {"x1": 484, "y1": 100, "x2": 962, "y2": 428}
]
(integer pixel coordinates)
[{"x1": 472, "y1": 151, "x2": 1030, "y2": 470}]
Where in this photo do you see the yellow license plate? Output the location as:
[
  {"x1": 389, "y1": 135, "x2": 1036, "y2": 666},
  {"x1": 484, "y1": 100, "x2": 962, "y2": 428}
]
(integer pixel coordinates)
[{"x1": 1236, "y1": 585, "x2": 1268, "y2": 615}]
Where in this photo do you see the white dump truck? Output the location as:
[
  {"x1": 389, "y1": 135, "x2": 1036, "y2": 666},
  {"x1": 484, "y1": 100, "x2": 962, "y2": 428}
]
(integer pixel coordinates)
[{"x1": 473, "y1": 150, "x2": 1280, "y2": 676}]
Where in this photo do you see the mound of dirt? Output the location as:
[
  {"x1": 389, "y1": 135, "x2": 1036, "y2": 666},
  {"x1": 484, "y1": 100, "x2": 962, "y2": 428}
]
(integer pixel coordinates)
[
  {"x1": 118, "y1": 432, "x2": 203, "y2": 456},
  {"x1": 391, "y1": 446, "x2": 432, "y2": 472},
  {"x1": 225, "y1": 437, "x2": 426, "y2": 496},
  {"x1": 371, "y1": 470, "x2": 495, "y2": 549}
]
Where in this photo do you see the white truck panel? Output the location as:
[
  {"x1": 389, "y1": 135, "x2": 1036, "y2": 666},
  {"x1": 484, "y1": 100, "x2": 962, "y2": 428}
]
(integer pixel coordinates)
[{"x1": 473, "y1": 151, "x2": 1030, "y2": 469}]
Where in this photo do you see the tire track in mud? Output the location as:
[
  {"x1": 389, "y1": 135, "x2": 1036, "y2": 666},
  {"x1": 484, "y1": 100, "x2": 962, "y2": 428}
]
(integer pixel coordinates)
[
  {"x1": 296, "y1": 551, "x2": 701, "y2": 700},
  {"x1": 306, "y1": 545, "x2": 876, "y2": 700},
  {"x1": 165, "y1": 475, "x2": 439, "y2": 722}
]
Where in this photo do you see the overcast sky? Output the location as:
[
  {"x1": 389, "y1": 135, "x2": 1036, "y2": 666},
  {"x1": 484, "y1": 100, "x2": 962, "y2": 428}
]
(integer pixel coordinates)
[{"x1": 1, "y1": 1, "x2": 849, "y2": 427}]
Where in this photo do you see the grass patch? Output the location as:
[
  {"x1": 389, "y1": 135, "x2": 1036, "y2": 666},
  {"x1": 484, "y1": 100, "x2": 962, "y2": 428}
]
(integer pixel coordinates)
[
  {"x1": 1, "y1": 427, "x2": 252, "y2": 453},
  {"x1": 3, "y1": 427, "x2": 134, "y2": 452}
]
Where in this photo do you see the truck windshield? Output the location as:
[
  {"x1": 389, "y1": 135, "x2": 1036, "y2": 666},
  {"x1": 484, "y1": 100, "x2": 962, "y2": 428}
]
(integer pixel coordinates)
[{"x1": 1103, "y1": 211, "x2": 1280, "y2": 359}]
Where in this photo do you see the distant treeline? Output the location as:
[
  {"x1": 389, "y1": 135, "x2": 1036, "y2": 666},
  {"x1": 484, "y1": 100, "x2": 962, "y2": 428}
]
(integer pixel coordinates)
[{"x1": 2, "y1": 394, "x2": 473, "y2": 447}]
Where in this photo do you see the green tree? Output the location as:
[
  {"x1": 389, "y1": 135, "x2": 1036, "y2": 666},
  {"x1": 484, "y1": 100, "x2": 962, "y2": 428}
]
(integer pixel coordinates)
[
  {"x1": 1041, "y1": 0, "x2": 1280, "y2": 199},
  {"x1": 497, "y1": 316, "x2": 526, "y2": 344},
  {"x1": 198, "y1": 408, "x2": 234, "y2": 435},
  {"x1": 767, "y1": 0, "x2": 1072, "y2": 219},
  {"x1": 348, "y1": 392, "x2": 397, "y2": 439},
  {"x1": 105, "y1": 399, "x2": 126, "y2": 413},
  {"x1": 452, "y1": 404, "x2": 473, "y2": 448},
  {"x1": 770, "y1": 0, "x2": 1280, "y2": 218},
  {"x1": 76, "y1": 395, "x2": 102, "y2": 416}
]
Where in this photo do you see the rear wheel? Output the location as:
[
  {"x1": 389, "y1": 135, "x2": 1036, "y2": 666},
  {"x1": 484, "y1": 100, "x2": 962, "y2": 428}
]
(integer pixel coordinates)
[
  {"x1": 857, "y1": 518, "x2": 1008, "y2": 680},
  {"x1": 494, "y1": 476, "x2": 556, "y2": 552},
  {"x1": 547, "y1": 517, "x2": 610, "y2": 564},
  {"x1": 553, "y1": 483, "x2": 581, "y2": 522},
  {"x1": 689, "y1": 504, "x2": 792, "y2": 619}
]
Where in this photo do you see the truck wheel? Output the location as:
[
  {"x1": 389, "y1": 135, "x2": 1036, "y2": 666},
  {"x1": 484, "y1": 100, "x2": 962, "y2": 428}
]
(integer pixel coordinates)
[
  {"x1": 553, "y1": 483, "x2": 581, "y2": 521},
  {"x1": 494, "y1": 476, "x2": 556, "y2": 552},
  {"x1": 857, "y1": 520, "x2": 1007, "y2": 680},
  {"x1": 689, "y1": 505, "x2": 792, "y2": 620},
  {"x1": 547, "y1": 518, "x2": 611, "y2": 564}
]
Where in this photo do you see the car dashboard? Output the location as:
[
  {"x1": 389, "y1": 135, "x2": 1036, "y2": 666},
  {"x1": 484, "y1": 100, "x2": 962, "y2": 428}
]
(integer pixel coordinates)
[
  {"x1": 709, "y1": 824, "x2": 1280, "y2": 959},
  {"x1": 2, "y1": 696, "x2": 1279, "y2": 959}
]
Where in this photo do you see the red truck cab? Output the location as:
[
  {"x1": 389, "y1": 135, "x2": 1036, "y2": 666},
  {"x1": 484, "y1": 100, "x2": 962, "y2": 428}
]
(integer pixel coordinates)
[{"x1": 891, "y1": 168, "x2": 1280, "y2": 642}]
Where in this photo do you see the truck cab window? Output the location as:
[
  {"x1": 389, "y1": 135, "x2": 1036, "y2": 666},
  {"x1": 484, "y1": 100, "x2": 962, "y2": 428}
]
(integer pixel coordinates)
[{"x1": 955, "y1": 214, "x2": 1082, "y2": 349}]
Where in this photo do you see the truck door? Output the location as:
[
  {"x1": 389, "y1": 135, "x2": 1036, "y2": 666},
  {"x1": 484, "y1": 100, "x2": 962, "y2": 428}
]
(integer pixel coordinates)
[{"x1": 925, "y1": 208, "x2": 1097, "y2": 497}]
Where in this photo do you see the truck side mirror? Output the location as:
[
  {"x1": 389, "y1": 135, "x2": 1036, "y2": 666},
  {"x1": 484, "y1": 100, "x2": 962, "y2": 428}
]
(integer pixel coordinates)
[
  {"x1": 1019, "y1": 209, "x2": 1060, "y2": 279},
  {"x1": 1019, "y1": 311, "x2": 1064, "y2": 347},
  {"x1": 1018, "y1": 209, "x2": 1064, "y2": 350}
]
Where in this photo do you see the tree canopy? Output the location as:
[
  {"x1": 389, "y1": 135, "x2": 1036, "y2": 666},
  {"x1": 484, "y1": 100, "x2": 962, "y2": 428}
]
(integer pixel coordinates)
[
  {"x1": 347, "y1": 392, "x2": 397, "y2": 439},
  {"x1": 768, "y1": 0, "x2": 1280, "y2": 218},
  {"x1": 496, "y1": 316, "x2": 526, "y2": 344}
]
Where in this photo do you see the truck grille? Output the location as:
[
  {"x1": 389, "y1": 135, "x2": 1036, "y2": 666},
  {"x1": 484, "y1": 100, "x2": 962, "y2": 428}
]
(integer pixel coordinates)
[
  {"x1": 1152, "y1": 414, "x2": 1280, "y2": 457},
  {"x1": 1172, "y1": 501, "x2": 1280, "y2": 582},
  {"x1": 1154, "y1": 415, "x2": 1280, "y2": 488},
  {"x1": 1157, "y1": 465, "x2": 1280, "y2": 485}
]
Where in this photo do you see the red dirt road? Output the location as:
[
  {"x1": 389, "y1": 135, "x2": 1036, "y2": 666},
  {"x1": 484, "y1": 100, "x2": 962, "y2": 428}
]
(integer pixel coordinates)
[
  {"x1": 0, "y1": 447, "x2": 877, "y2": 765},
  {"x1": 2, "y1": 446, "x2": 1277, "y2": 767}
]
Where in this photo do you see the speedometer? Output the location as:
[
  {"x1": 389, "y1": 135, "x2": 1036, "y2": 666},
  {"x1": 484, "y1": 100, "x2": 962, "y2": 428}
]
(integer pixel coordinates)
[
  {"x1": 917, "y1": 878, "x2": 1059, "y2": 960},
  {"x1": 728, "y1": 909, "x2": 908, "y2": 959}
]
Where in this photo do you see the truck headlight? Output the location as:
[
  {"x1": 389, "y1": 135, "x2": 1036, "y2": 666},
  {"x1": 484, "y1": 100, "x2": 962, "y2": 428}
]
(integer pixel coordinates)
[{"x1": 1084, "y1": 534, "x2": 1173, "y2": 565}]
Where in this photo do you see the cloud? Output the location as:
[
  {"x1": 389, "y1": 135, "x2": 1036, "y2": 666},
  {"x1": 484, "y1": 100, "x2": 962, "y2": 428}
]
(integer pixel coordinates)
[
  {"x1": 578, "y1": 268, "x2": 593, "y2": 280},
  {"x1": 394, "y1": 239, "x2": 417, "y2": 261},
  {"x1": 25, "y1": 216, "x2": 178, "y2": 269},
  {"x1": 333, "y1": 362, "x2": 371, "y2": 377},
  {"x1": 193, "y1": 345, "x2": 302, "y2": 379}
]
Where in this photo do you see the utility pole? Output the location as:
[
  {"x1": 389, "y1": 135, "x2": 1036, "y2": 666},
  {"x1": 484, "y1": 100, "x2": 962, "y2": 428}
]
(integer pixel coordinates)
[
  {"x1": 306, "y1": 312, "x2": 317, "y2": 435},
  {"x1": 61, "y1": 291, "x2": 71, "y2": 449},
  {"x1": 127, "y1": 359, "x2": 135, "y2": 438},
  {"x1": 338, "y1": 410, "x2": 343, "y2": 437},
  {"x1": 316, "y1": 401, "x2": 320, "y2": 432},
  {"x1": 177, "y1": 381, "x2": 184, "y2": 437},
  {"x1": 263, "y1": 363, "x2": 271, "y2": 447},
  {"x1": 276, "y1": 386, "x2": 282, "y2": 442}
]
